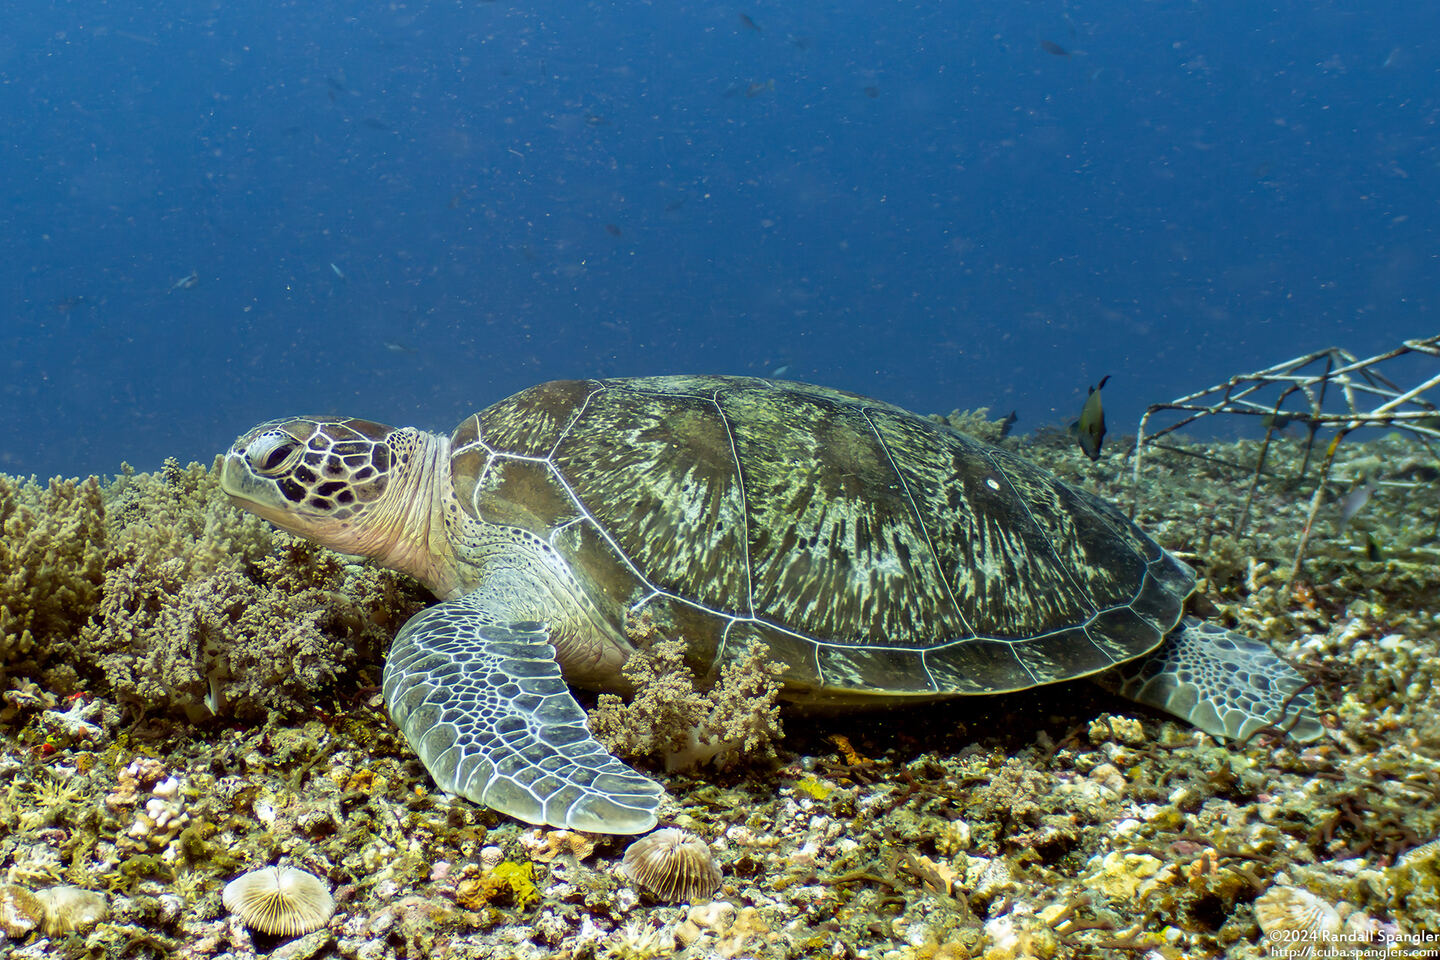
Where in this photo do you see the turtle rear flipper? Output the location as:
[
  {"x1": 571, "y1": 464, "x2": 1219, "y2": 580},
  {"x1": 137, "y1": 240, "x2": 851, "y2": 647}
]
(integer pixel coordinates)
[
  {"x1": 1113, "y1": 617, "x2": 1323, "y2": 742},
  {"x1": 382, "y1": 597, "x2": 664, "y2": 834}
]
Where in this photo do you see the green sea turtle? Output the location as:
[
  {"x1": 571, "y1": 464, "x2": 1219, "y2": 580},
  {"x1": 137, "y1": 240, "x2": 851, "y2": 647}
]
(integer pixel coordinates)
[{"x1": 219, "y1": 376, "x2": 1321, "y2": 835}]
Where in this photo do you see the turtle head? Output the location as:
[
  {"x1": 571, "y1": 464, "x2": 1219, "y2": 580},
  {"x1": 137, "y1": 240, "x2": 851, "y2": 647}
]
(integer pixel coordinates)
[{"x1": 220, "y1": 416, "x2": 457, "y2": 591}]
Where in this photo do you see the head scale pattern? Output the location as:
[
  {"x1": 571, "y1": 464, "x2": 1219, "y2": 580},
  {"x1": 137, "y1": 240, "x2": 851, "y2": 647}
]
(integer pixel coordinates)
[{"x1": 229, "y1": 416, "x2": 399, "y2": 520}]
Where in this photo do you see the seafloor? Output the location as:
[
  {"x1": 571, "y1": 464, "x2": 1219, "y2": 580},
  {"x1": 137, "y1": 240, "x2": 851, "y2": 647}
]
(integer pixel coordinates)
[{"x1": 0, "y1": 414, "x2": 1437, "y2": 959}]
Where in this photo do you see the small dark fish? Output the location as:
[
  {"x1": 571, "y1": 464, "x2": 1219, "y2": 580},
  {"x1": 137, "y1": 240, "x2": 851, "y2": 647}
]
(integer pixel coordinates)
[
  {"x1": 863, "y1": 85, "x2": 880, "y2": 99},
  {"x1": 1074, "y1": 374, "x2": 1110, "y2": 461},
  {"x1": 998, "y1": 410, "x2": 1018, "y2": 439},
  {"x1": 605, "y1": 223, "x2": 622, "y2": 237},
  {"x1": 1041, "y1": 40, "x2": 1070, "y2": 57},
  {"x1": 1262, "y1": 412, "x2": 1295, "y2": 431},
  {"x1": 326, "y1": 76, "x2": 349, "y2": 94},
  {"x1": 664, "y1": 199, "x2": 686, "y2": 212},
  {"x1": 585, "y1": 114, "x2": 610, "y2": 127},
  {"x1": 739, "y1": 13, "x2": 761, "y2": 32},
  {"x1": 1364, "y1": 533, "x2": 1384, "y2": 562},
  {"x1": 1338, "y1": 475, "x2": 1378, "y2": 528},
  {"x1": 53, "y1": 296, "x2": 87, "y2": 314},
  {"x1": 362, "y1": 117, "x2": 392, "y2": 131}
]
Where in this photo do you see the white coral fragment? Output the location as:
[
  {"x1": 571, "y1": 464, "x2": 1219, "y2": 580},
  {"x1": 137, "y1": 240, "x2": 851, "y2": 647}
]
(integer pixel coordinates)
[
  {"x1": 222, "y1": 866, "x2": 335, "y2": 938},
  {"x1": 622, "y1": 828, "x2": 723, "y2": 903}
]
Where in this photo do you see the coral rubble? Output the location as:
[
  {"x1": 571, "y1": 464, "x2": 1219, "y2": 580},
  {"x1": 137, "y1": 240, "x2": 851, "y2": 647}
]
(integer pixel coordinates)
[{"x1": 0, "y1": 426, "x2": 1436, "y2": 958}]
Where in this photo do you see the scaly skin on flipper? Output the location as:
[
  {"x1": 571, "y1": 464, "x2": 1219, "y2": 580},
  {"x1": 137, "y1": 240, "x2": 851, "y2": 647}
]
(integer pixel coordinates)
[
  {"x1": 1117, "y1": 617, "x2": 1322, "y2": 742},
  {"x1": 220, "y1": 376, "x2": 1323, "y2": 834},
  {"x1": 384, "y1": 598, "x2": 663, "y2": 833}
]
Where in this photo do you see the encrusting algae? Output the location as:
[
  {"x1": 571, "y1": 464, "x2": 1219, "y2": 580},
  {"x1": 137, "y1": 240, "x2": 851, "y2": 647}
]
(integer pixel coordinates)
[{"x1": 0, "y1": 416, "x2": 1438, "y2": 957}]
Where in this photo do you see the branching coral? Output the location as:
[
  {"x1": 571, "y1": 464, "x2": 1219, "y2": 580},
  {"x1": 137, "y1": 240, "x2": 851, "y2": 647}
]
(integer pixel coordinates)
[
  {"x1": 0, "y1": 474, "x2": 106, "y2": 676},
  {"x1": 932, "y1": 407, "x2": 1016, "y2": 444},
  {"x1": 81, "y1": 536, "x2": 402, "y2": 720},
  {"x1": 589, "y1": 637, "x2": 786, "y2": 773},
  {"x1": 0, "y1": 459, "x2": 426, "y2": 719}
]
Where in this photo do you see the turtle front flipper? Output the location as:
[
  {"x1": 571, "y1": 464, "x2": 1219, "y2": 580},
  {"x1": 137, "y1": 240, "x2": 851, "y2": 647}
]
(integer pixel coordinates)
[
  {"x1": 382, "y1": 596, "x2": 664, "y2": 834},
  {"x1": 1113, "y1": 617, "x2": 1324, "y2": 742}
]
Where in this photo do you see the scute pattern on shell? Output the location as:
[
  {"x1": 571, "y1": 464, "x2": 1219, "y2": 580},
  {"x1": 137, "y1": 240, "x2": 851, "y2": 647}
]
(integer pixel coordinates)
[
  {"x1": 461, "y1": 376, "x2": 1194, "y2": 697},
  {"x1": 622, "y1": 828, "x2": 723, "y2": 903}
]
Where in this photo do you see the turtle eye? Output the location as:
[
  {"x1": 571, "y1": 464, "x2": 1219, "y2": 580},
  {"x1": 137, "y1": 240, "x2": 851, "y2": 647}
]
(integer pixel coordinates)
[{"x1": 249, "y1": 438, "x2": 301, "y2": 476}]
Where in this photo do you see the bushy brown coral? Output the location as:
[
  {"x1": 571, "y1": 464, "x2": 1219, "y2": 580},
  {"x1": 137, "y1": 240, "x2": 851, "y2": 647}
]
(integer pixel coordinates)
[
  {"x1": 0, "y1": 474, "x2": 106, "y2": 677},
  {"x1": 589, "y1": 636, "x2": 786, "y2": 772},
  {"x1": 931, "y1": 407, "x2": 1016, "y2": 444},
  {"x1": 0, "y1": 459, "x2": 425, "y2": 719}
]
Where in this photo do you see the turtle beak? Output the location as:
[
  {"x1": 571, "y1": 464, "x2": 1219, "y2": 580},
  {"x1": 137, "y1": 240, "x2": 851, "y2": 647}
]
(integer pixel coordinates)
[
  {"x1": 218, "y1": 422, "x2": 314, "y2": 526},
  {"x1": 217, "y1": 446, "x2": 302, "y2": 527}
]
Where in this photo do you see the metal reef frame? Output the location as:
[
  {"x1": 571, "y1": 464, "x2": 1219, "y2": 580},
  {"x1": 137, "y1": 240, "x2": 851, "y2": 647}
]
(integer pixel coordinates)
[{"x1": 1128, "y1": 335, "x2": 1440, "y2": 584}]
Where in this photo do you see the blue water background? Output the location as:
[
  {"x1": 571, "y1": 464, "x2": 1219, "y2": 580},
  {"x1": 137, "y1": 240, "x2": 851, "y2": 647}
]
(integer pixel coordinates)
[{"x1": 2, "y1": 1, "x2": 1437, "y2": 477}]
